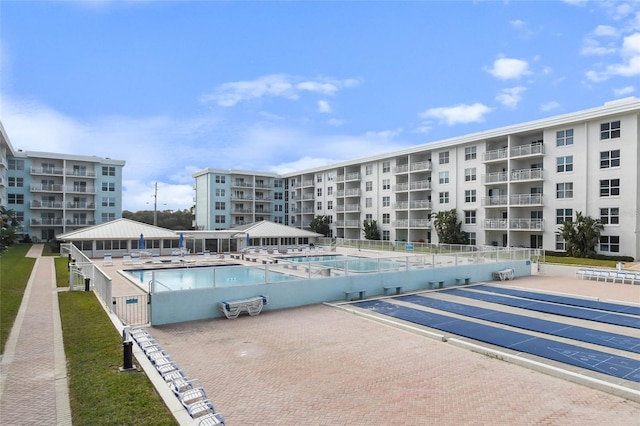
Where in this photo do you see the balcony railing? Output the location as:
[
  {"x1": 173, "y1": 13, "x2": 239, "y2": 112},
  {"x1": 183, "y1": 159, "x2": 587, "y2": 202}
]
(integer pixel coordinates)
[
  {"x1": 66, "y1": 202, "x2": 96, "y2": 209},
  {"x1": 302, "y1": 193, "x2": 315, "y2": 200},
  {"x1": 66, "y1": 219, "x2": 96, "y2": 226},
  {"x1": 510, "y1": 168, "x2": 543, "y2": 181},
  {"x1": 231, "y1": 181, "x2": 253, "y2": 188},
  {"x1": 510, "y1": 194, "x2": 543, "y2": 206},
  {"x1": 393, "y1": 182, "x2": 409, "y2": 192},
  {"x1": 482, "y1": 219, "x2": 508, "y2": 229},
  {"x1": 481, "y1": 195, "x2": 508, "y2": 207},
  {"x1": 231, "y1": 195, "x2": 253, "y2": 200},
  {"x1": 393, "y1": 219, "x2": 431, "y2": 228},
  {"x1": 31, "y1": 218, "x2": 64, "y2": 226},
  {"x1": 393, "y1": 202, "x2": 409, "y2": 209},
  {"x1": 345, "y1": 172, "x2": 361, "y2": 181},
  {"x1": 232, "y1": 209, "x2": 253, "y2": 214},
  {"x1": 66, "y1": 169, "x2": 96, "y2": 178},
  {"x1": 410, "y1": 160, "x2": 432, "y2": 172},
  {"x1": 409, "y1": 180, "x2": 431, "y2": 190},
  {"x1": 344, "y1": 188, "x2": 361, "y2": 197},
  {"x1": 410, "y1": 200, "x2": 432, "y2": 209},
  {"x1": 482, "y1": 219, "x2": 543, "y2": 230},
  {"x1": 30, "y1": 201, "x2": 63, "y2": 209},
  {"x1": 301, "y1": 180, "x2": 314, "y2": 187},
  {"x1": 510, "y1": 142, "x2": 544, "y2": 158},
  {"x1": 482, "y1": 148, "x2": 508, "y2": 162},
  {"x1": 30, "y1": 167, "x2": 64, "y2": 176},
  {"x1": 30, "y1": 184, "x2": 64, "y2": 192},
  {"x1": 482, "y1": 172, "x2": 508, "y2": 184},
  {"x1": 393, "y1": 164, "x2": 409, "y2": 174},
  {"x1": 335, "y1": 220, "x2": 360, "y2": 227}
]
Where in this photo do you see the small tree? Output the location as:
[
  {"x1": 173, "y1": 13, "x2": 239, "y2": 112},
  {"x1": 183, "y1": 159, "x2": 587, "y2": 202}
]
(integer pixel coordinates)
[
  {"x1": 432, "y1": 209, "x2": 468, "y2": 245},
  {"x1": 362, "y1": 219, "x2": 381, "y2": 240},
  {"x1": 557, "y1": 211, "x2": 604, "y2": 258},
  {"x1": 309, "y1": 215, "x2": 331, "y2": 237},
  {"x1": 0, "y1": 207, "x2": 20, "y2": 248}
]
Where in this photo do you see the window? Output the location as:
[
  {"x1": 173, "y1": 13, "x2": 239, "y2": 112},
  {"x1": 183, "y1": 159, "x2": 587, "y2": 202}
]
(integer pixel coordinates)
[
  {"x1": 215, "y1": 175, "x2": 226, "y2": 184},
  {"x1": 465, "y1": 146, "x2": 477, "y2": 160},
  {"x1": 365, "y1": 165, "x2": 373, "y2": 175},
  {"x1": 215, "y1": 215, "x2": 226, "y2": 224},
  {"x1": 556, "y1": 208, "x2": 573, "y2": 225},
  {"x1": 382, "y1": 161, "x2": 391, "y2": 173},
  {"x1": 101, "y1": 213, "x2": 116, "y2": 222},
  {"x1": 556, "y1": 183, "x2": 573, "y2": 199},
  {"x1": 365, "y1": 198, "x2": 373, "y2": 208},
  {"x1": 317, "y1": 188, "x2": 322, "y2": 197},
  {"x1": 316, "y1": 174, "x2": 322, "y2": 183},
  {"x1": 382, "y1": 179, "x2": 391, "y2": 190},
  {"x1": 102, "y1": 197, "x2": 116, "y2": 207},
  {"x1": 600, "y1": 150, "x2": 620, "y2": 168},
  {"x1": 327, "y1": 173, "x2": 334, "y2": 181},
  {"x1": 439, "y1": 192, "x2": 449, "y2": 203},
  {"x1": 365, "y1": 181, "x2": 373, "y2": 192},
  {"x1": 102, "y1": 182, "x2": 115, "y2": 192},
  {"x1": 439, "y1": 171, "x2": 449, "y2": 184},
  {"x1": 327, "y1": 200, "x2": 333, "y2": 210},
  {"x1": 317, "y1": 201, "x2": 322, "y2": 210},
  {"x1": 215, "y1": 202, "x2": 225, "y2": 210},
  {"x1": 8, "y1": 194, "x2": 24, "y2": 204},
  {"x1": 327, "y1": 186, "x2": 333, "y2": 196},
  {"x1": 464, "y1": 168, "x2": 476, "y2": 182},
  {"x1": 556, "y1": 129, "x2": 574, "y2": 147},
  {"x1": 467, "y1": 232, "x2": 476, "y2": 245},
  {"x1": 600, "y1": 120, "x2": 620, "y2": 140},
  {"x1": 382, "y1": 196, "x2": 390, "y2": 207},
  {"x1": 274, "y1": 192, "x2": 283, "y2": 200},
  {"x1": 8, "y1": 159, "x2": 24, "y2": 170},
  {"x1": 274, "y1": 180, "x2": 283, "y2": 188},
  {"x1": 600, "y1": 208, "x2": 619, "y2": 225},
  {"x1": 382, "y1": 230, "x2": 390, "y2": 241},
  {"x1": 438, "y1": 151, "x2": 450, "y2": 165},
  {"x1": 382, "y1": 213, "x2": 390, "y2": 224},
  {"x1": 215, "y1": 188, "x2": 226, "y2": 197},
  {"x1": 365, "y1": 213, "x2": 373, "y2": 221},
  {"x1": 464, "y1": 210, "x2": 476, "y2": 224},
  {"x1": 556, "y1": 156, "x2": 573, "y2": 173},
  {"x1": 599, "y1": 235, "x2": 620, "y2": 252},
  {"x1": 102, "y1": 166, "x2": 116, "y2": 176},
  {"x1": 465, "y1": 189, "x2": 476, "y2": 203},
  {"x1": 8, "y1": 177, "x2": 23, "y2": 187},
  {"x1": 555, "y1": 234, "x2": 566, "y2": 251},
  {"x1": 600, "y1": 179, "x2": 620, "y2": 197}
]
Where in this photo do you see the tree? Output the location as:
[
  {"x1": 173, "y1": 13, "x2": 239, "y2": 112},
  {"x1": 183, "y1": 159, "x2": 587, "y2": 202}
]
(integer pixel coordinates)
[
  {"x1": 0, "y1": 207, "x2": 20, "y2": 247},
  {"x1": 362, "y1": 219, "x2": 381, "y2": 240},
  {"x1": 432, "y1": 209, "x2": 468, "y2": 245},
  {"x1": 309, "y1": 215, "x2": 331, "y2": 237},
  {"x1": 557, "y1": 211, "x2": 604, "y2": 258},
  {"x1": 123, "y1": 209, "x2": 194, "y2": 230}
]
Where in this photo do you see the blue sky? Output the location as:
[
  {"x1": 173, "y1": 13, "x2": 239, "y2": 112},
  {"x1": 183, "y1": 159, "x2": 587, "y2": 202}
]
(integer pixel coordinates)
[{"x1": 2, "y1": 0, "x2": 639, "y2": 212}]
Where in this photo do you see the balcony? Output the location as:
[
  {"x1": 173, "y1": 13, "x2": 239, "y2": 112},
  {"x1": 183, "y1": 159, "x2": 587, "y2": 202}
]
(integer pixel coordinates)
[
  {"x1": 335, "y1": 204, "x2": 361, "y2": 212},
  {"x1": 510, "y1": 194, "x2": 543, "y2": 206},
  {"x1": 393, "y1": 219, "x2": 431, "y2": 228},
  {"x1": 482, "y1": 219, "x2": 508, "y2": 229},
  {"x1": 30, "y1": 184, "x2": 64, "y2": 193},
  {"x1": 482, "y1": 148, "x2": 508, "y2": 162},
  {"x1": 30, "y1": 218, "x2": 64, "y2": 226},
  {"x1": 344, "y1": 188, "x2": 361, "y2": 197},
  {"x1": 302, "y1": 193, "x2": 315, "y2": 200},
  {"x1": 301, "y1": 180, "x2": 314, "y2": 187},
  {"x1": 335, "y1": 220, "x2": 360, "y2": 227},
  {"x1": 254, "y1": 182, "x2": 273, "y2": 189},
  {"x1": 31, "y1": 201, "x2": 64, "y2": 209},
  {"x1": 231, "y1": 195, "x2": 253, "y2": 201},
  {"x1": 344, "y1": 172, "x2": 361, "y2": 182},
  {"x1": 66, "y1": 202, "x2": 96, "y2": 209},
  {"x1": 232, "y1": 208, "x2": 253, "y2": 214},
  {"x1": 393, "y1": 164, "x2": 409, "y2": 174},
  {"x1": 67, "y1": 185, "x2": 96, "y2": 194},
  {"x1": 482, "y1": 171, "x2": 508, "y2": 184},
  {"x1": 410, "y1": 160, "x2": 432, "y2": 172},
  {"x1": 231, "y1": 181, "x2": 253, "y2": 188},
  {"x1": 510, "y1": 219, "x2": 544, "y2": 230},
  {"x1": 66, "y1": 219, "x2": 96, "y2": 226},
  {"x1": 66, "y1": 169, "x2": 96, "y2": 178},
  {"x1": 410, "y1": 200, "x2": 432, "y2": 209},
  {"x1": 510, "y1": 142, "x2": 544, "y2": 158},
  {"x1": 393, "y1": 182, "x2": 409, "y2": 192},
  {"x1": 393, "y1": 201, "x2": 409, "y2": 209},
  {"x1": 409, "y1": 180, "x2": 431, "y2": 191},
  {"x1": 510, "y1": 168, "x2": 543, "y2": 182},
  {"x1": 30, "y1": 167, "x2": 64, "y2": 176},
  {"x1": 481, "y1": 196, "x2": 508, "y2": 207}
]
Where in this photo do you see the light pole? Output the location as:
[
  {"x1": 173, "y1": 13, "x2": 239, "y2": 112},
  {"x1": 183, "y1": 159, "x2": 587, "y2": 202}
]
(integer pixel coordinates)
[{"x1": 152, "y1": 182, "x2": 158, "y2": 226}]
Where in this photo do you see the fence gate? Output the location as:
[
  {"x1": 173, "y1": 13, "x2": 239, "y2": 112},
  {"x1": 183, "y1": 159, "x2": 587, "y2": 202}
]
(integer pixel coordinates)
[{"x1": 112, "y1": 294, "x2": 150, "y2": 326}]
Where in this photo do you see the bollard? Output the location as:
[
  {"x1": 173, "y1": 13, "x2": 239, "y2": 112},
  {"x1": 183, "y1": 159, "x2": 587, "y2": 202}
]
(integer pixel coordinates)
[
  {"x1": 84, "y1": 277, "x2": 91, "y2": 292},
  {"x1": 120, "y1": 326, "x2": 136, "y2": 372}
]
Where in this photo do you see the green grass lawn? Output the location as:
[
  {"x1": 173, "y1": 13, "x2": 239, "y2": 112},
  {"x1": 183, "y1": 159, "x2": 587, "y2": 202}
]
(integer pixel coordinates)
[
  {"x1": 0, "y1": 244, "x2": 36, "y2": 354},
  {"x1": 544, "y1": 255, "x2": 621, "y2": 268}
]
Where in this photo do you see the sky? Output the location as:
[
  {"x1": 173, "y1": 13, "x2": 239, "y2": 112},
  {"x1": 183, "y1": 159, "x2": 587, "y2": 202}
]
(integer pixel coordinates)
[{"x1": 1, "y1": 0, "x2": 639, "y2": 212}]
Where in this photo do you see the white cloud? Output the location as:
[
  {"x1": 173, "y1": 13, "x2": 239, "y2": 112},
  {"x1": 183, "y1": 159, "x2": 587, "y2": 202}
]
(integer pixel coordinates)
[
  {"x1": 581, "y1": 39, "x2": 616, "y2": 56},
  {"x1": 413, "y1": 124, "x2": 432, "y2": 134},
  {"x1": 496, "y1": 86, "x2": 527, "y2": 108},
  {"x1": 594, "y1": 25, "x2": 618, "y2": 37},
  {"x1": 418, "y1": 103, "x2": 492, "y2": 125},
  {"x1": 540, "y1": 101, "x2": 560, "y2": 112},
  {"x1": 317, "y1": 100, "x2": 332, "y2": 113},
  {"x1": 363, "y1": 129, "x2": 403, "y2": 139},
  {"x1": 613, "y1": 85, "x2": 636, "y2": 96},
  {"x1": 200, "y1": 74, "x2": 360, "y2": 107},
  {"x1": 327, "y1": 118, "x2": 344, "y2": 127},
  {"x1": 486, "y1": 58, "x2": 531, "y2": 80},
  {"x1": 586, "y1": 32, "x2": 640, "y2": 81}
]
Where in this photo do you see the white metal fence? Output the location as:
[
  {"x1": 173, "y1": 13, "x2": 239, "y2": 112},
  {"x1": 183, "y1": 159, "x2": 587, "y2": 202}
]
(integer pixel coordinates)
[{"x1": 61, "y1": 242, "x2": 113, "y2": 312}]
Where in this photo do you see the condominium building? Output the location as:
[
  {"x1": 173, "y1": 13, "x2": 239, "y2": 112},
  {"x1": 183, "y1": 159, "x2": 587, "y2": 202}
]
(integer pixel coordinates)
[
  {"x1": 1, "y1": 122, "x2": 15, "y2": 209},
  {"x1": 193, "y1": 97, "x2": 640, "y2": 259},
  {"x1": 2, "y1": 123, "x2": 126, "y2": 241}
]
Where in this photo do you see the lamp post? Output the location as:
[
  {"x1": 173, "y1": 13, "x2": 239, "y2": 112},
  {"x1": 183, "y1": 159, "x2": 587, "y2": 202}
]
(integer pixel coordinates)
[{"x1": 152, "y1": 182, "x2": 158, "y2": 226}]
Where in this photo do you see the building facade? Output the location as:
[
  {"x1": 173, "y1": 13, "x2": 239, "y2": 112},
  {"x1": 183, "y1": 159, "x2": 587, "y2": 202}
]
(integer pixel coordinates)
[
  {"x1": 3, "y1": 138, "x2": 126, "y2": 241},
  {"x1": 193, "y1": 98, "x2": 640, "y2": 259},
  {"x1": 193, "y1": 169, "x2": 286, "y2": 230}
]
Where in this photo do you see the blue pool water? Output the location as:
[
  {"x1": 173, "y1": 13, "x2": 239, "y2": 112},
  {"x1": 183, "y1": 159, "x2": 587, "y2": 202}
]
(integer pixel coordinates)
[
  {"x1": 124, "y1": 265, "x2": 299, "y2": 292},
  {"x1": 283, "y1": 255, "x2": 406, "y2": 272}
]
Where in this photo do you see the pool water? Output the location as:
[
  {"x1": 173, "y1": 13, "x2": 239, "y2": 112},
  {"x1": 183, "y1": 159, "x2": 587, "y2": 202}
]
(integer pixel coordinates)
[
  {"x1": 283, "y1": 255, "x2": 406, "y2": 272},
  {"x1": 124, "y1": 265, "x2": 299, "y2": 292}
]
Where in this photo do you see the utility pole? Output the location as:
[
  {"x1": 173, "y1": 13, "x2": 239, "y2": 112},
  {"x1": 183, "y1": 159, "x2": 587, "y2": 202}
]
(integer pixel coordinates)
[{"x1": 153, "y1": 182, "x2": 158, "y2": 226}]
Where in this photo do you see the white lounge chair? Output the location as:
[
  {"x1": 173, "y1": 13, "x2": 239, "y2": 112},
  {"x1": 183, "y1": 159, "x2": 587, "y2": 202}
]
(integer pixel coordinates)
[
  {"x1": 123, "y1": 253, "x2": 133, "y2": 265},
  {"x1": 103, "y1": 253, "x2": 113, "y2": 266},
  {"x1": 152, "y1": 254, "x2": 162, "y2": 264}
]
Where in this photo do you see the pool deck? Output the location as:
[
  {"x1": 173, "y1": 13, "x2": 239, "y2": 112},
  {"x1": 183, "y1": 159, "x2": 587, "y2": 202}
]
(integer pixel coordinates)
[{"x1": 4, "y1": 247, "x2": 640, "y2": 425}]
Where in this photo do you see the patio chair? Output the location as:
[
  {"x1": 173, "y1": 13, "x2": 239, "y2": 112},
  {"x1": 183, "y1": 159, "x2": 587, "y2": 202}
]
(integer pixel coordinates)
[
  {"x1": 103, "y1": 253, "x2": 113, "y2": 266},
  {"x1": 152, "y1": 254, "x2": 162, "y2": 264},
  {"x1": 179, "y1": 387, "x2": 209, "y2": 408},
  {"x1": 198, "y1": 411, "x2": 225, "y2": 425},
  {"x1": 122, "y1": 253, "x2": 133, "y2": 265}
]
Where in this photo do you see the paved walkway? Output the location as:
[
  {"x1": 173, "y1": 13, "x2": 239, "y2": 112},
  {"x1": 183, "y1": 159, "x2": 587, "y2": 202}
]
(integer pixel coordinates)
[{"x1": 0, "y1": 245, "x2": 71, "y2": 426}]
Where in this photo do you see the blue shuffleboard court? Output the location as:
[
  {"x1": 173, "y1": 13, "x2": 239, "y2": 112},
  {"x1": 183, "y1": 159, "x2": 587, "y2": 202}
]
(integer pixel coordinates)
[
  {"x1": 472, "y1": 285, "x2": 640, "y2": 316},
  {"x1": 443, "y1": 288, "x2": 640, "y2": 329},
  {"x1": 396, "y1": 294, "x2": 640, "y2": 354},
  {"x1": 353, "y1": 299, "x2": 640, "y2": 383}
]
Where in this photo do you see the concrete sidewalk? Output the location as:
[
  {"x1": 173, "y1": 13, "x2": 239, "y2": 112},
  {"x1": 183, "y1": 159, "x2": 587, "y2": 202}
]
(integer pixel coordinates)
[{"x1": 0, "y1": 245, "x2": 71, "y2": 426}]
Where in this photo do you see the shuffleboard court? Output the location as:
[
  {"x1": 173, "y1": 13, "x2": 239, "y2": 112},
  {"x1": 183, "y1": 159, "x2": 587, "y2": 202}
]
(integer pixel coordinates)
[
  {"x1": 443, "y1": 288, "x2": 640, "y2": 329},
  {"x1": 353, "y1": 299, "x2": 640, "y2": 383},
  {"x1": 472, "y1": 285, "x2": 640, "y2": 316},
  {"x1": 396, "y1": 294, "x2": 640, "y2": 354}
]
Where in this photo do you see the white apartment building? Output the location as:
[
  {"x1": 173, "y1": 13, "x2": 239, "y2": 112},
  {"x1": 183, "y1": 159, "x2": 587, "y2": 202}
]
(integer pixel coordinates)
[
  {"x1": 1, "y1": 120, "x2": 126, "y2": 242},
  {"x1": 194, "y1": 97, "x2": 640, "y2": 259}
]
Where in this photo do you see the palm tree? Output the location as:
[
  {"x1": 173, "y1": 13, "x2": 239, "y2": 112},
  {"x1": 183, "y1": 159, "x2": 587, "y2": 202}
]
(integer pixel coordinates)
[{"x1": 557, "y1": 211, "x2": 604, "y2": 258}]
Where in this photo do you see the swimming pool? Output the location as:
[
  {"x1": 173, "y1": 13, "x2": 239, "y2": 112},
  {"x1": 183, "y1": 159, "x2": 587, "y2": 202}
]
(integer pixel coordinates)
[
  {"x1": 283, "y1": 255, "x2": 406, "y2": 272},
  {"x1": 124, "y1": 265, "x2": 299, "y2": 292}
]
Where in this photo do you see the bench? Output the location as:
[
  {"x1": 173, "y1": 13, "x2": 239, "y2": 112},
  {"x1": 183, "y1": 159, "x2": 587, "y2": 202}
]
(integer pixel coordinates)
[
  {"x1": 383, "y1": 285, "x2": 403, "y2": 296},
  {"x1": 492, "y1": 268, "x2": 515, "y2": 281},
  {"x1": 428, "y1": 281, "x2": 444, "y2": 289},
  {"x1": 218, "y1": 295, "x2": 269, "y2": 319},
  {"x1": 262, "y1": 259, "x2": 274, "y2": 264},
  {"x1": 455, "y1": 277, "x2": 471, "y2": 285},
  {"x1": 344, "y1": 290, "x2": 366, "y2": 301},
  {"x1": 245, "y1": 256, "x2": 258, "y2": 262}
]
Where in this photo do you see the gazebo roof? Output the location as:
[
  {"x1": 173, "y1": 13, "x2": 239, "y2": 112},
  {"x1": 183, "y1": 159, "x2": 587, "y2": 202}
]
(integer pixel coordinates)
[
  {"x1": 232, "y1": 221, "x2": 322, "y2": 238},
  {"x1": 56, "y1": 218, "x2": 179, "y2": 241}
]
